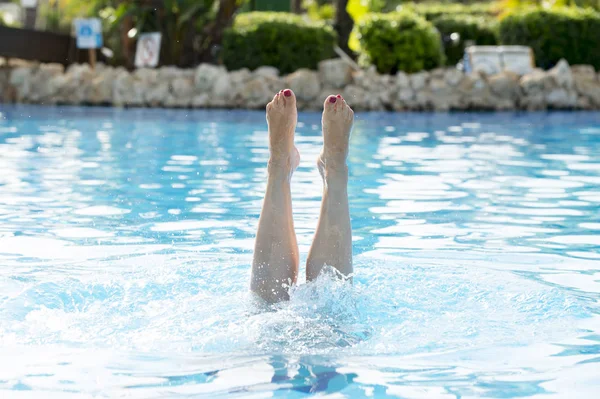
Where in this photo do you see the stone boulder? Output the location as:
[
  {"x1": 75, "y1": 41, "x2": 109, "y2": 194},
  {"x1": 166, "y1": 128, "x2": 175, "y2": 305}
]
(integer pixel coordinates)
[
  {"x1": 229, "y1": 68, "x2": 252, "y2": 86},
  {"x1": 285, "y1": 69, "x2": 320, "y2": 101},
  {"x1": 353, "y1": 66, "x2": 379, "y2": 89},
  {"x1": 239, "y1": 76, "x2": 273, "y2": 109},
  {"x1": 32, "y1": 64, "x2": 67, "y2": 103},
  {"x1": 543, "y1": 59, "x2": 577, "y2": 108},
  {"x1": 444, "y1": 68, "x2": 464, "y2": 87},
  {"x1": 210, "y1": 73, "x2": 233, "y2": 106},
  {"x1": 145, "y1": 82, "x2": 170, "y2": 107},
  {"x1": 63, "y1": 64, "x2": 97, "y2": 104},
  {"x1": 427, "y1": 77, "x2": 462, "y2": 111},
  {"x1": 88, "y1": 67, "x2": 115, "y2": 105},
  {"x1": 319, "y1": 58, "x2": 353, "y2": 88},
  {"x1": 11, "y1": 64, "x2": 65, "y2": 103},
  {"x1": 519, "y1": 69, "x2": 553, "y2": 110},
  {"x1": 194, "y1": 63, "x2": 227, "y2": 93},
  {"x1": 254, "y1": 66, "x2": 279, "y2": 78},
  {"x1": 519, "y1": 93, "x2": 546, "y2": 110},
  {"x1": 263, "y1": 76, "x2": 286, "y2": 95},
  {"x1": 520, "y1": 69, "x2": 555, "y2": 95},
  {"x1": 410, "y1": 71, "x2": 429, "y2": 91},
  {"x1": 0, "y1": 68, "x2": 12, "y2": 102},
  {"x1": 396, "y1": 71, "x2": 410, "y2": 89},
  {"x1": 164, "y1": 77, "x2": 195, "y2": 107},
  {"x1": 548, "y1": 59, "x2": 573, "y2": 89},
  {"x1": 572, "y1": 65, "x2": 596, "y2": 80},
  {"x1": 134, "y1": 68, "x2": 158, "y2": 85},
  {"x1": 488, "y1": 71, "x2": 520, "y2": 102},
  {"x1": 459, "y1": 72, "x2": 496, "y2": 110},
  {"x1": 430, "y1": 68, "x2": 446, "y2": 81},
  {"x1": 192, "y1": 93, "x2": 210, "y2": 108},
  {"x1": 113, "y1": 71, "x2": 145, "y2": 107},
  {"x1": 341, "y1": 84, "x2": 380, "y2": 111},
  {"x1": 9, "y1": 66, "x2": 35, "y2": 102},
  {"x1": 159, "y1": 66, "x2": 183, "y2": 82},
  {"x1": 546, "y1": 88, "x2": 577, "y2": 108},
  {"x1": 572, "y1": 64, "x2": 600, "y2": 107},
  {"x1": 378, "y1": 74, "x2": 397, "y2": 108},
  {"x1": 394, "y1": 87, "x2": 415, "y2": 110}
]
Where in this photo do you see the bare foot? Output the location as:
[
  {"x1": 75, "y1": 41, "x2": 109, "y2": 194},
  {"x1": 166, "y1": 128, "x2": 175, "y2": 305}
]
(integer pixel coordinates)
[
  {"x1": 266, "y1": 89, "x2": 300, "y2": 177},
  {"x1": 319, "y1": 94, "x2": 354, "y2": 180}
]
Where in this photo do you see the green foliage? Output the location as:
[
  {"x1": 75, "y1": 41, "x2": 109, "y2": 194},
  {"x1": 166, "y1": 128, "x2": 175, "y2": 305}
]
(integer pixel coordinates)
[
  {"x1": 432, "y1": 14, "x2": 498, "y2": 66},
  {"x1": 499, "y1": 7, "x2": 600, "y2": 69},
  {"x1": 222, "y1": 12, "x2": 336, "y2": 73},
  {"x1": 354, "y1": 10, "x2": 444, "y2": 74},
  {"x1": 303, "y1": 0, "x2": 334, "y2": 21},
  {"x1": 98, "y1": 0, "x2": 217, "y2": 66},
  {"x1": 405, "y1": 2, "x2": 499, "y2": 20},
  {"x1": 346, "y1": 0, "x2": 388, "y2": 51},
  {"x1": 500, "y1": 0, "x2": 599, "y2": 13}
]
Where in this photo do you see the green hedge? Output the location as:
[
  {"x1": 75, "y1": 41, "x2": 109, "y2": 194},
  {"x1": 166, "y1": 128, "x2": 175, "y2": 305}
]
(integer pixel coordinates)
[
  {"x1": 354, "y1": 11, "x2": 444, "y2": 74},
  {"x1": 408, "y1": 2, "x2": 498, "y2": 21},
  {"x1": 222, "y1": 12, "x2": 336, "y2": 74},
  {"x1": 499, "y1": 8, "x2": 600, "y2": 69},
  {"x1": 432, "y1": 15, "x2": 498, "y2": 66}
]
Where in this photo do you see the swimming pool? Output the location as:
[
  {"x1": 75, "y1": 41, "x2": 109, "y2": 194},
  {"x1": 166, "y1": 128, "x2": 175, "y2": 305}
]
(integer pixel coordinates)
[{"x1": 1, "y1": 106, "x2": 599, "y2": 398}]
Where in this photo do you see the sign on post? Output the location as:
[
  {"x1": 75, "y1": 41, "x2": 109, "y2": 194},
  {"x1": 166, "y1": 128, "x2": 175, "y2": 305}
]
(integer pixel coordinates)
[
  {"x1": 74, "y1": 18, "x2": 103, "y2": 69},
  {"x1": 74, "y1": 18, "x2": 103, "y2": 49},
  {"x1": 135, "y1": 33, "x2": 162, "y2": 68}
]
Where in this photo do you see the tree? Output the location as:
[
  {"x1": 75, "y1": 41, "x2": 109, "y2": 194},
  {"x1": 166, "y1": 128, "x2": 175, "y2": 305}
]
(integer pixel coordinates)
[
  {"x1": 334, "y1": 0, "x2": 353, "y2": 56},
  {"x1": 291, "y1": 0, "x2": 302, "y2": 13},
  {"x1": 197, "y1": 0, "x2": 241, "y2": 63}
]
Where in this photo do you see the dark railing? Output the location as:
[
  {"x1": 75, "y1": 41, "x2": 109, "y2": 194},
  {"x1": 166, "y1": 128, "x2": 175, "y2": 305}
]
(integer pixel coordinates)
[{"x1": 0, "y1": 26, "x2": 98, "y2": 65}]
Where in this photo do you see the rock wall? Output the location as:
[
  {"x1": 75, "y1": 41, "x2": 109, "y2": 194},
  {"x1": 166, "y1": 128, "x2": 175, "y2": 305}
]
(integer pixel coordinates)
[{"x1": 1, "y1": 59, "x2": 599, "y2": 111}]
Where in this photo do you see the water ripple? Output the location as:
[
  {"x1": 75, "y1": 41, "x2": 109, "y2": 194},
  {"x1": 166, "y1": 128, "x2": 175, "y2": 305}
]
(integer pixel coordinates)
[{"x1": 0, "y1": 107, "x2": 599, "y2": 397}]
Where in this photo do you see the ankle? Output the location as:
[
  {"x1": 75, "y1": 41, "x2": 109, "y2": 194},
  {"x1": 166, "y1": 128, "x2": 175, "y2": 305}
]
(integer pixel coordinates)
[
  {"x1": 268, "y1": 157, "x2": 294, "y2": 179},
  {"x1": 318, "y1": 157, "x2": 348, "y2": 186},
  {"x1": 318, "y1": 154, "x2": 348, "y2": 173}
]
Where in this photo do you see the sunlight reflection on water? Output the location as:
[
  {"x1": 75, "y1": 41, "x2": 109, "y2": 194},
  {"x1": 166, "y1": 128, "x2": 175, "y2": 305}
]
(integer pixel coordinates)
[{"x1": 0, "y1": 107, "x2": 599, "y2": 397}]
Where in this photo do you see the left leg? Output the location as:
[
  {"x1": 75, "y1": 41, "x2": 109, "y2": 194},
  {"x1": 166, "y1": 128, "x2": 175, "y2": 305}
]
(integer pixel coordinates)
[{"x1": 250, "y1": 89, "x2": 300, "y2": 303}]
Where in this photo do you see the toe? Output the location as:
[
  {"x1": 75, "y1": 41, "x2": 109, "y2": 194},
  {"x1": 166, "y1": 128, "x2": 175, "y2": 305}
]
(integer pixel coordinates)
[
  {"x1": 282, "y1": 89, "x2": 296, "y2": 107},
  {"x1": 324, "y1": 95, "x2": 338, "y2": 110},
  {"x1": 274, "y1": 92, "x2": 282, "y2": 107}
]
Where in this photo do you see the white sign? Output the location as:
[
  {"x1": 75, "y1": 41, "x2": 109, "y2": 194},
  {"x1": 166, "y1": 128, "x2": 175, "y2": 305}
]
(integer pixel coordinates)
[
  {"x1": 135, "y1": 33, "x2": 162, "y2": 68},
  {"x1": 465, "y1": 46, "x2": 534, "y2": 76},
  {"x1": 74, "y1": 18, "x2": 103, "y2": 49},
  {"x1": 21, "y1": 0, "x2": 38, "y2": 8},
  {"x1": 501, "y1": 46, "x2": 535, "y2": 75},
  {"x1": 466, "y1": 47, "x2": 502, "y2": 75}
]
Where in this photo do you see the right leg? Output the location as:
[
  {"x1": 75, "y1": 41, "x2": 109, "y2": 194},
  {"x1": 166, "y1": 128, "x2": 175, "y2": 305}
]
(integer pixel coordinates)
[
  {"x1": 251, "y1": 89, "x2": 300, "y2": 303},
  {"x1": 306, "y1": 95, "x2": 354, "y2": 281}
]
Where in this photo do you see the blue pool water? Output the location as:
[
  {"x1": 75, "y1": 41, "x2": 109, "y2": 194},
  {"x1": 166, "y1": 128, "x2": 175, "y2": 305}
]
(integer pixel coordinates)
[{"x1": 1, "y1": 106, "x2": 599, "y2": 398}]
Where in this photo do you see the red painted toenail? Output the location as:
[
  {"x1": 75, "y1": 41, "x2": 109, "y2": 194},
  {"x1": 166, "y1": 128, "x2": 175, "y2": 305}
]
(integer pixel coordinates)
[
  {"x1": 329, "y1": 96, "x2": 337, "y2": 103},
  {"x1": 284, "y1": 89, "x2": 292, "y2": 97},
  {"x1": 336, "y1": 94, "x2": 341, "y2": 98}
]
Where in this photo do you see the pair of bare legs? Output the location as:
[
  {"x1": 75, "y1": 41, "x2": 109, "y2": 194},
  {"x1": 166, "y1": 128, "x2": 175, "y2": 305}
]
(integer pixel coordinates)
[{"x1": 251, "y1": 89, "x2": 354, "y2": 303}]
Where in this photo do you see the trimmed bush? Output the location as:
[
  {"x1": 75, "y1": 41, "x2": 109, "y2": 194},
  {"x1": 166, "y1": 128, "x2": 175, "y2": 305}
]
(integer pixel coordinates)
[
  {"x1": 408, "y1": 2, "x2": 498, "y2": 21},
  {"x1": 354, "y1": 11, "x2": 444, "y2": 74},
  {"x1": 499, "y1": 8, "x2": 600, "y2": 69},
  {"x1": 432, "y1": 15, "x2": 498, "y2": 66},
  {"x1": 222, "y1": 12, "x2": 336, "y2": 74}
]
